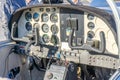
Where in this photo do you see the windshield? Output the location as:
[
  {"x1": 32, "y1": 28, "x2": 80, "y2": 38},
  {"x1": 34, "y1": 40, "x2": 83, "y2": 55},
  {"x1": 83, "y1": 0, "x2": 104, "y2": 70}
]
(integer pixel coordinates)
[
  {"x1": 80, "y1": 0, "x2": 120, "y2": 7},
  {"x1": 90, "y1": 0, "x2": 109, "y2": 7}
]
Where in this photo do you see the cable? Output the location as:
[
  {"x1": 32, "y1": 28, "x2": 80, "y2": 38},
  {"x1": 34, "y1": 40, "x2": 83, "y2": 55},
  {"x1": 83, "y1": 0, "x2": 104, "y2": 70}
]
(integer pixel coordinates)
[
  {"x1": 2, "y1": 48, "x2": 15, "y2": 77},
  {"x1": 46, "y1": 56, "x2": 52, "y2": 70}
]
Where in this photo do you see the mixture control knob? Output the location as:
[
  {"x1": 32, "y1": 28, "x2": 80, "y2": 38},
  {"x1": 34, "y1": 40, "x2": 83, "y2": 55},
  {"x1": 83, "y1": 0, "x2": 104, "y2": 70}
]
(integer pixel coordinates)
[{"x1": 47, "y1": 73, "x2": 53, "y2": 79}]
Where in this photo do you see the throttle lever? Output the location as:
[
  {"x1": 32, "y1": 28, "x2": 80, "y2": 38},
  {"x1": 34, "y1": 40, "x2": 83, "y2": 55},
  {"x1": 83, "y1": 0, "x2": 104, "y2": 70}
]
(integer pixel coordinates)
[{"x1": 69, "y1": 29, "x2": 106, "y2": 54}]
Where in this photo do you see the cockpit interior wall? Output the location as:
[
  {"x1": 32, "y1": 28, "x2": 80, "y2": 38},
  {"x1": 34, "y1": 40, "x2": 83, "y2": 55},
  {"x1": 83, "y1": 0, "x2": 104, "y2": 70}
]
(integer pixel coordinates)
[{"x1": 0, "y1": 42, "x2": 21, "y2": 79}]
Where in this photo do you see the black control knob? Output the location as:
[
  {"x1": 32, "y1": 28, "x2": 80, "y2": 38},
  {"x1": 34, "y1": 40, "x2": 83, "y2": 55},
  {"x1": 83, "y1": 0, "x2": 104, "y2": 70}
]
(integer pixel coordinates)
[{"x1": 47, "y1": 73, "x2": 53, "y2": 79}]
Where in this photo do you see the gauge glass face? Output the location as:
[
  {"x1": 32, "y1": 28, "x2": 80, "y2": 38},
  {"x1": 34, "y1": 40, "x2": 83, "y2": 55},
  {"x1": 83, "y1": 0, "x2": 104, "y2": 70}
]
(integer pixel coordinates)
[
  {"x1": 87, "y1": 31, "x2": 95, "y2": 39},
  {"x1": 33, "y1": 12, "x2": 40, "y2": 21},
  {"x1": 50, "y1": 13, "x2": 58, "y2": 23},
  {"x1": 51, "y1": 24, "x2": 58, "y2": 34},
  {"x1": 25, "y1": 12, "x2": 32, "y2": 21},
  {"x1": 40, "y1": 8, "x2": 44, "y2": 12},
  {"x1": 25, "y1": 22, "x2": 32, "y2": 31},
  {"x1": 42, "y1": 34, "x2": 49, "y2": 43},
  {"x1": 41, "y1": 13, "x2": 49, "y2": 22},
  {"x1": 46, "y1": 8, "x2": 50, "y2": 12},
  {"x1": 42, "y1": 24, "x2": 49, "y2": 33},
  {"x1": 51, "y1": 8, "x2": 56, "y2": 12},
  {"x1": 51, "y1": 35, "x2": 59, "y2": 45},
  {"x1": 88, "y1": 22, "x2": 95, "y2": 29},
  {"x1": 87, "y1": 14, "x2": 94, "y2": 20}
]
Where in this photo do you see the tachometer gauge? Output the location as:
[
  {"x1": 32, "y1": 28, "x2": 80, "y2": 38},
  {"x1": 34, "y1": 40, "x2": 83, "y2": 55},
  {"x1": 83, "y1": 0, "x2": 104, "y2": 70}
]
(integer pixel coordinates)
[
  {"x1": 51, "y1": 24, "x2": 58, "y2": 34},
  {"x1": 41, "y1": 13, "x2": 49, "y2": 22},
  {"x1": 42, "y1": 34, "x2": 49, "y2": 43},
  {"x1": 50, "y1": 13, "x2": 58, "y2": 23},
  {"x1": 25, "y1": 22, "x2": 32, "y2": 31},
  {"x1": 25, "y1": 12, "x2": 32, "y2": 21},
  {"x1": 33, "y1": 12, "x2": 40, "y2": 21},
  {"x1": 42, "y1": 24, "x2": 49, "y2": 33}
]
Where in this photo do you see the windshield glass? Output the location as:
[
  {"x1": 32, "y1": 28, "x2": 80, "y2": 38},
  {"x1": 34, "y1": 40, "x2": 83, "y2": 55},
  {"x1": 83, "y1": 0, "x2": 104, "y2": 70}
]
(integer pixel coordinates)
[
  {"x1": 79, "y1": 0, "x2": 120, "y2": 13},
  {"x1": 80, "y1": 0, "x2": 120, "y2": 7},
  {"x1": 90, "y1": 0, "x2": 108, "y2": 7}
]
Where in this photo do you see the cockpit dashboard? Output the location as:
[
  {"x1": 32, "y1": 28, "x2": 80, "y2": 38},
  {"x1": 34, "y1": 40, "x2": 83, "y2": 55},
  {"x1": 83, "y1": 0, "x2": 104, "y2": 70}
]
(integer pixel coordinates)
[{"x1": 10, "y1": 4, "x2": 119, "y2": 69}]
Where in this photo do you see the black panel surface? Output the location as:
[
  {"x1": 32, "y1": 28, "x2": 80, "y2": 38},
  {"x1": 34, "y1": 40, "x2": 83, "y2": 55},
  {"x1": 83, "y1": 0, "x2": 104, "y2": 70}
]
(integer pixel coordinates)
[{"x1": 60, "y1": 8, "x2": 84, "y2": 46}]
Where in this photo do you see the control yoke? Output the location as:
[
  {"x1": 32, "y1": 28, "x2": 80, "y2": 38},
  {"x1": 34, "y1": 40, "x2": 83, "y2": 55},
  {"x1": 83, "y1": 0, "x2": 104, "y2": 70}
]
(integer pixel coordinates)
[{"x1": 69, "y1": 29, "x2": 106, "y2": 53}]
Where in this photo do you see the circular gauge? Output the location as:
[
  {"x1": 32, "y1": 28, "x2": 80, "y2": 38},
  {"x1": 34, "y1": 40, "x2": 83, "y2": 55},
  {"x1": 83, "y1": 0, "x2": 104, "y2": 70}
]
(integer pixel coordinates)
[
  {"x1": 41, "y1": 13, "x2": 49, "y2": 22},
  {"x1": 42, "y1": 24, "x2": 49, "y2": 33},
  {"x1": 46, "y1": 8, "x2": 50, "y2": 12},
  {"x1": 87, "y1": 14, "x2": 94, "y2": 20},
  {"x1": 88, "y1": 22, "x2": 95, "y2": 29},
  {"x1": 51, "y1": 8, "x2": 56, "y2": 12},
  {"x1": 50, "y1": 13, "x2": 58, "y2": 23},
  {"x1": 87, "y1": 31, "x2": 95, "y2": 39},
  {"x1": 25, "y1": 12, "x2": 32, "y2": 21},
  {"x1": 42, "y1": 34, "x2": 49, "y2": 43},
  {"x1": 51, "y1": 35, "x2": 59, "y2": 45},
  {"x1": 25, "y1": 22, "x2": 32, "y2": 31},
  {"x1": 51, "y1": 24, "x2": 58, "y2": 34},
  {"x1": 40, "y1": 8, "x2": 44, "y2": 12},
  {"x1": 33, "y1": 12, "x2": 40, "y2": 21}
]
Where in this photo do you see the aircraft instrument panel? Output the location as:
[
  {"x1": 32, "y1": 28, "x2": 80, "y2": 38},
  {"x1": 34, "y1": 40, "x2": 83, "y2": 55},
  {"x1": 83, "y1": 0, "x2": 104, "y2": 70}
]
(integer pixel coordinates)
[
  {"x1": 18, "y1": 7, "x2": 60, "y2": 46},
  {"x1": 10, "y1": 4, "x2": 119, "y2": 69}
]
